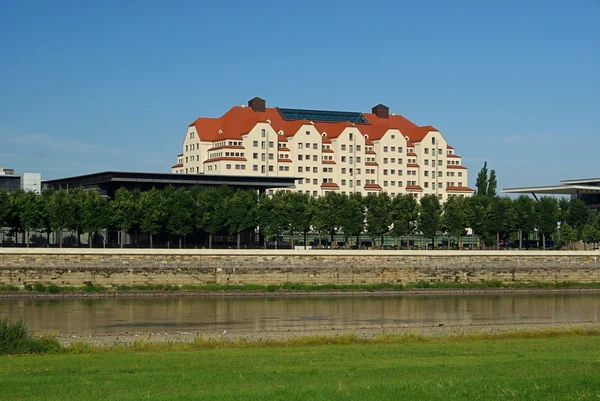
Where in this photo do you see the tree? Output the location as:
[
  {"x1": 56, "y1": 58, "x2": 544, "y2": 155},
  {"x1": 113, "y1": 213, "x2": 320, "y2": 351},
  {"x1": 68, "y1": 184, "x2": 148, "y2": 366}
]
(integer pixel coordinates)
[
  {"x1": 467, "y1": 195, "x2": 490, "y2": 249},
  {"x1": 280, "y1": 192, "x2": 310, "y2": 249},
  {"x1": 338, "y1": 193, "x2": 365, "y2": 248},
  {"x1": 475, "y1": 161, "x2": 488, "y2": 197},
  {"x1": 47, "y1": 189, "x2": 71, "y2": 248},
  {"x1": 486, "y1": 197, "x2": 516, "y2": 249},
  {"x1": 443, "y1": 196, "x2": 469, "y2": 249},
  {"x1": 81, "y1": 191, "x2": 111, "y2": 248},
  {"x1": 560, "y1": 222, "x2": 577, "y2": 247},
  {"x1": 312, "y1": 192, "x2": 344, "y2": 247},
  {"x1": 487, "y1": 170, "x2": 497, "y2": 197},
  {"x1": 566, "y1": 198, "x2": 589, "y2": 240},
  {"x1": 418, "y1": 194, "x2": 442, "y2": 249},
  {"x1": 112, "y1": 188, "x2": 141, "y2": 248},
  {"x1": 364, "y1": 193, "x2": 392, "y2": 248},
  {"x1": 0, "y1": 190, "x2": 9, "y2": 229},
  {"x1": 257, "y1": 192, "x2": 280, "y2": 249},
  {"x1": 20, "y1": 191, "x2": 45, "y2": 247},
  {"x1": 226, "y1": 189, "x2": 258, "y2": 249},
  {"x1": 535, "y1": 197, "x2": 559, "y2": 250},
  {"x1": 166, "y1": 188, "x2": 195, "y2": 249},
  {"x1": 65, "y1": 187, "x2": 87, "y2": 246},
  {"x1": 5, "y1": 190, "x2": 25, "y2": 244},
  {"x1": 513, "y1": 195, "x2": 537, "y2": 249},
  {"x1": 197, "y1": 186, "x2": 233, "y2": 249},
  {"x1": 390, "y1": 194, "x2": 418, "y2": 249},
  {"x1": 139, "y1": 187, "x2": 167, "y2": 248}
]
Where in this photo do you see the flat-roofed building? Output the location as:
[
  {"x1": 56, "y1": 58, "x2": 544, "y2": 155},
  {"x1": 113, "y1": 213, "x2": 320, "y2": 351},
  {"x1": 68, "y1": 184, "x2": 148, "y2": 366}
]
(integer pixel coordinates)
[
  {"x1": 503, "y1": 178, "x2": 600, "y2": 209},
  {"x1": 172, "y1": 98, "x2": 473, "y2": 201}
]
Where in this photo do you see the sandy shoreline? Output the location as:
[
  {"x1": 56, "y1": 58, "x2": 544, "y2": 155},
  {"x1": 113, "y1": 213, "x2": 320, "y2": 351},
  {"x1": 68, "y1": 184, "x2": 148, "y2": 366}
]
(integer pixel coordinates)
[{"x1": 49, "y1": 321, "x2": 600, "y2": 347}]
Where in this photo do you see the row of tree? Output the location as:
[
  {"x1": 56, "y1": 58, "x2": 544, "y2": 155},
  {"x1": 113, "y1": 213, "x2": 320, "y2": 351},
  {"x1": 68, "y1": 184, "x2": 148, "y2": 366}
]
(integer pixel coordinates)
[{"x1": 1, "y1": 184, "x2": 598, "y2": 249}]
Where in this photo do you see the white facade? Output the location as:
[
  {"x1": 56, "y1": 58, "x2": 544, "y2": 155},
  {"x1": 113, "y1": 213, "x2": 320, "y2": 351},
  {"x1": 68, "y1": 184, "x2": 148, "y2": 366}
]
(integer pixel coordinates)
[
  {"x1": 172, "y1": 99, "x2": 473, "y2": 201},
  {"x1": 20, "y1": 173, "x2": 41, "y2": 194}
]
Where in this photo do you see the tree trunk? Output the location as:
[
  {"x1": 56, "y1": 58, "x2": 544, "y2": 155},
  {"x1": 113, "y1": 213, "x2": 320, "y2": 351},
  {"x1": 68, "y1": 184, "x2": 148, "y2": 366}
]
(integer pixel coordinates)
[
  {"x1": 496, "y1": 232, "x2": 500, "y2": 250},
  {"x1": 304, "y1": 232, "x2": 307, "y2": 249},
  {"x1": 330, "y1": 230, "x2": 334, "y2": 247},
  {"x1": 519, "y1": 230, "x2": 523, "y2": 250},
  {"x1": 59, "y1": 228, "x2": 63, "y2": 248},
  {"x1": 356, "y1": 234, "x2": 360, "y2": 249},
  {"x1": 264, "y1": 235, "x2": 267, "y2": 249},
  {"x1": 150, "y1": 234, "x2": 153, "y2": 249},
  {"x1": 89, "y1": 232, "x2": 93, "y2": 248},
  {"x1": 47, "y1": 231, "x2": 50, "y2": 248},
  {"x1": 178, "y1": 235, "x2": 182, "y2": 249},
  {"x1": 290, "y1": 233, "x2": 294, "y2": 250},
  {"x1": 208, "y1": 233, "x2": 213, "y2": 249},
  {"x1": 381, "y1": 235, "x2": 384, "y2": 249},
  {"x1": 542, "y1": 233, "x2": 546, "y2": 250},
  {"x1": 120, "y1": 230, "x2": 124, "y2": 248},
  {"x1": 26, "y1": 230, "x2": 29, "y2": 248},
  {"x1": 471, "y1": 230, "x2": 474, "y2": 250},
  {"x1": 237, "y1": 232, "x2": 241, "y2": 249}
]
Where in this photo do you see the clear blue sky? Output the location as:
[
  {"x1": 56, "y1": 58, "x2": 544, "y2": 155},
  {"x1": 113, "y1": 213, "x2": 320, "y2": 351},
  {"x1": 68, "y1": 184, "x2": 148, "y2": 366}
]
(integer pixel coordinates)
[{"x1": 1, "y1": 0, "x2": 598, "y2": 191}]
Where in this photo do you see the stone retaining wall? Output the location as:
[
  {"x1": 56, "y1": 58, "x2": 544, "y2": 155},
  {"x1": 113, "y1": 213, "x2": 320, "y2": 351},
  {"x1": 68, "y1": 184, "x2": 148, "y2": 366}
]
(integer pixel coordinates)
[{"x1": 1, "y1": 249, "x2": 599, "y2": 287}]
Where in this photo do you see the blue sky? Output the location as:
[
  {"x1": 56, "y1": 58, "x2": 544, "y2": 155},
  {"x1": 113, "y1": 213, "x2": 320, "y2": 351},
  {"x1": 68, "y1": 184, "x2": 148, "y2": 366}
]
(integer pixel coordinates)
[{"x1": 1, "y1": 0, "x2": 598, "y2": 191}]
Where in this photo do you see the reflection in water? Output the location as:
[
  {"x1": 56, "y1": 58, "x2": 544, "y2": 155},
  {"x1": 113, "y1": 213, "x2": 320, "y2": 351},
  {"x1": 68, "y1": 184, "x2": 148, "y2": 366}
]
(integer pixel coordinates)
[{"x1": 1, "y1": 294, "x2": 599, "y2": 335}]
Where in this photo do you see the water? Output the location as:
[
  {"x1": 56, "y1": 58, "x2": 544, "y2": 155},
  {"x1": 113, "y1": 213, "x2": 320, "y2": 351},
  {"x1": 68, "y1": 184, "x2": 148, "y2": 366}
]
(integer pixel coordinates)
[{"x1": 2, "y1": 293, "x2": 599, "y2": 336}]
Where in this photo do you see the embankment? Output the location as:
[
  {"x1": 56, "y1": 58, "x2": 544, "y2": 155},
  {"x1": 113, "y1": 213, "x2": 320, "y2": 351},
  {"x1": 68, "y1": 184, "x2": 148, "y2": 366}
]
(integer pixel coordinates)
[{"x1": 1, "y1": 249, "x2": 599, "y2": 288}]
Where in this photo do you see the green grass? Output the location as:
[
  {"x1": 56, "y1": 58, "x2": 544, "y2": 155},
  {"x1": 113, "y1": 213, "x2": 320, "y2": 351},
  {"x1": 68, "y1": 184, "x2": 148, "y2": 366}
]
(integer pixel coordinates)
[
  {"x1": 5, "y1": 280, "x2": 600, "y2": 293},
  {"x1": 1, "y1": 332, "x2": 600, "y2": 400}
]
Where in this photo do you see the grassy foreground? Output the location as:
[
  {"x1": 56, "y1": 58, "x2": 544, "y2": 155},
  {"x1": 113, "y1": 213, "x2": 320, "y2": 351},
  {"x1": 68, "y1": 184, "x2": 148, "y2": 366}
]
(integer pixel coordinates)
[
  {"x1": 2, "y1": 333, "x2": 600, "y2": 400},
  {"x1": 3, "y1": 280, "x2": 600, "y2": 294}
]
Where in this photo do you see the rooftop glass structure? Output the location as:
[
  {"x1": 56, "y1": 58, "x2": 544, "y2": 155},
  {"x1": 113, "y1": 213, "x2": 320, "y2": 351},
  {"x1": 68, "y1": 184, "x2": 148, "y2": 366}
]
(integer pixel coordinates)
[{"x1": 277, "y1": 108, "x2": 369, "y2": 124}]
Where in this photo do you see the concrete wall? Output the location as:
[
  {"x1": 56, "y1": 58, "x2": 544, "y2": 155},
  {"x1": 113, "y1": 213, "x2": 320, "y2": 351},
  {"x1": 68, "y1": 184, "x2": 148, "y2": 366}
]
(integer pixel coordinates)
[{"x1": 1, "y1": 249, "x2": 599, "y2": 288}]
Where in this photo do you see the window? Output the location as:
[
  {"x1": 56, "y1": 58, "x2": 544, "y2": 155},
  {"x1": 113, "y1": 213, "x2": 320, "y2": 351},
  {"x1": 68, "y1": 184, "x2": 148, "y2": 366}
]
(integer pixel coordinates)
[
  {"x1": 269, "y1": 166, "x2": 273, "y2": 172},
  {"x1": 305, "y1": 143, "x2": 310, "y2": 148},
  {"x1": 432, "y1": 136, "x2": 435, "y2": 145},
  {"x1": 424, "y1": 148, "x2": 429, "y2": 154},
  {"x1": 297, "y1": 155, "x2": 302, "y2": 161},
  {"x1": 356, "y1": 157, "x2": 361, "y2": 163},
  {"x1": 342, "y1": 168, "x2": 346, "y2": 174},
  {"x1": 384, "y1": 146, "x2": 388, "y2": 152},
  {"x1": 253, "y1": 153, "x2": 258, "y2": 159},
  {"x1": 349, "y1": 133, "x2": 353, "y2": 140},
  {"x1": 424, "y1": 182, "x2": 429, "y2": 188},
  {"x1": 185, "y1": 145, "x2": 188, "y2": 152},
  {"x1": 313, "y1": 179, "x2": 318, "y2": 185},
  {"x1": 341, "y1": 156, "x2": 346, "y2": 162},
  {"x1": 398, "y1": 181, "x2": 403, "y2": 187},
  {"x1": 383, "y1": 169, "x2": 388, "y2": 175},
  {"x1": 438, "y1": 171, "x2": 442, "y2": 177},
  {"x1": 305, "y1": 154, "x2": 310, "y2": 160},
  {"x1": 269, "y1": 141, "x2": 274, "y2": 148},
  {"x1": 458, "y1": 172, "x2": 463, "y2": 177},
  {"x1": 341, "y1": 144, "x2": 346, "y2": 151},
  {"x1": 356, "y1": 168, "x2": 361, "y2": 175},
  {"x1": 383, "y1": 181, "x2": 388, "y2": 187},
  {"x1": 313, "y1": 167, "x2": 318, "y2": 173},
  {"x1": 252, "y1": 141, "x2": 258, "y2": 147},
  {"x1": 398, "y1": 147, "x2": 403, "y2": 153},
  {"x1": 356, "y1": 145, "x2": 361, "y2": 151},
  {"x1": 349, "y1": 156, "x2": 353, "y2": 165},
  {"x1": 313, "y1": 191, "x2": 318, "y2": 196},
  {"x1": 190, "y1": 132, "x2": 194, "y2": 139},
  {"x1": 424, "y1": 171, "x2": 429, "y2": 177},
  {"x1": 356, "y1": 180, "x2": 361, "y2": 186},
  {"x1": 261, "y1": 165, "x2": 265, "y2": 173},
  {"x1": 305, "y1": 178, "x2": 310, "y2": 184},
  {"x1": 432, "y1": 160, "x2": 436, "y2": 167},
  {"x1": 313, "y1": 155, "x2": 318, "y2": 161},
  {"x1": 313, "y1": 143, "x2": 318, "y2": 150},
  {"x1": 226, "y1": 164, "x2": 231, "y2": 169},
  {"x1": 306, "y1": 130, "x2": 310, "y2": 135},
  {"x1": 391, "y1": 158, "x2": 395, "y2": 163},
  {"x1": 298, "y1": 166, "x2": 302, "y2": 173},
  {"x1": 383, "y1": 158, "x2": 388, "y2": 164},
  {"x1": 261, "y1": 141, "x2": 265, "y2": 149},
  {"x1": 341, "y1": 179, "x2": 346, "y2": 186},
  {"x1": 269, "y1": 153, "x2": 274, "y2": 160},
  {"x1": 432, "y1": 148, "x2": 436, "y2": 156},
  {"x1": 424, "y1": 159, "x2": 429, "y2": 166},
  {"x1": 261, "y1": 129, "x2": 266, "y2": 138}
]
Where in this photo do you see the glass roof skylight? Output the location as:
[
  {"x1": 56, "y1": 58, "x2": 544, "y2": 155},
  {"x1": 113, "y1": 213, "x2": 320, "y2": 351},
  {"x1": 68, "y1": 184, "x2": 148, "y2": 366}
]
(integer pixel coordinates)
[{"x1": 277, "y1": 108, "x2": 368, "y2": 124}]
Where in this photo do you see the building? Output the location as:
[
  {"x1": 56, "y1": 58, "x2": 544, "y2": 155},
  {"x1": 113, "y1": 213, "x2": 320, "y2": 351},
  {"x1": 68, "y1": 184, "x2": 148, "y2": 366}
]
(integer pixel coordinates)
[
  {"x1": 172, "y1": 98, "x2": 472, "y2": 201},
  {"x1": 503, "y1": 178, "x2": 600, "y2": 209},
  {"x1": 43, "y1": 171, "x2": 296, "y2": 198},
  {"x1": 0, "y1": 166, "x2": 41, "y2": 194}
]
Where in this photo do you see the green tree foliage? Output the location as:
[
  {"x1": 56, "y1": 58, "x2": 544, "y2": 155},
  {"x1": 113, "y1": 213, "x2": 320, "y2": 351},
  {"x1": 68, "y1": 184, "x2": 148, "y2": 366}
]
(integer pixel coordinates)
[
  {"x1": 65, "y1": 187, "x2": 87, "y2": 245},
  {"x1": 0, "y1": 190, "x2": 10, "y2": 229},
  {"x1": 560, "y1": 222, "x2": 577, "y2": 247},
  {"x1": 46, "y1": 189, "x2": 71, "y2": 248},
  {"x1": 256, "y1": 192, "x2": 279, "y2": 249},
  {"x1": 312, "y1": 192, "x2": 344, "y2": 246},
  {"x1": 566, "y1": 198, "x2": 589, "y2": 239},
  {"x1": 277, "y1": 192, "x2": 310, "y2": 249},
  {"x1": 338, "y1": 193, "x2": 365, "y2": 248},
  {"x1": 535, "y1": 197, "x2": 559, "y2": 249},
  {"x1": 475, "y1": 161, "x2": 488, "y2": 197},
  {"x1": 139, "y1": 187, "x2": 167, "y2": 249},
  {"x1": 166, "y1": 188, "x2": 195, "y2": 249},
  {"x1": 486, "y1": 197, "x2": 516, "y2": 248},
  {"x1": 443, "y1": 196, "x2": 469, "y2": 249},
  {"x1": 364, "y1": 193, "x2": 392, "y2": 248},
  {"x1": 487, "y1": 170, "x2": 497, "y2": 197},
  {"x1": 226, "y1": 190, "x2": 258, "y2": 249},
  {"x1": 196, "y1": 186, "x2": 232, "y2": 249},
  {"x1": 390, "y1": 194, "x2": 418, "y2": 249},
  {"x1": 418, "y1": 194, "x2": 441, "y2": 249},
  {"x1": 513, "y1": 195, "x2": 537, "y2": 249},
  {"x1": 19, "y1": 191, "x2": 43, "y2": 247},
  {"x1": 467, "y1": 196, "x2": 490, "y2": 248},
  {"x1": 81, "y1": 191, "x2": 111, "y2": 248},
  {"x1": 111, "y1": 188, "x2": 142, "y2": 247}
]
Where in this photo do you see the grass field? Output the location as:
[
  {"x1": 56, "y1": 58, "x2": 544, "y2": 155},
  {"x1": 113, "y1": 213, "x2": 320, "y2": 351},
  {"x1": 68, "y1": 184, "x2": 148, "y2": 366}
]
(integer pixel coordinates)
[{"x1": 2, "y1": 333, "x2": 600, "y2": 400}]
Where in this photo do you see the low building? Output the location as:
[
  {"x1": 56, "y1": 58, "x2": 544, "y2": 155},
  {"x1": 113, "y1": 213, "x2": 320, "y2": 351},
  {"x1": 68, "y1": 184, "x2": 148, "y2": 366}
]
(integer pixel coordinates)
[
  {"x1": 0, "y1": 166, "x2": 41, "y2": 193},
  {"x1": 503, "y1": 178, "x2": 600, "y2": 209},
  {"x1": 172, "y1": 98, "x2": 473, "y2": 201}
]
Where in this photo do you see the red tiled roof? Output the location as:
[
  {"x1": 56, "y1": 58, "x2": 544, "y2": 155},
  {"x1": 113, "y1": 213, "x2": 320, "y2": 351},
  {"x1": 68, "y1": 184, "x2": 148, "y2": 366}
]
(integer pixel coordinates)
[
  {"x1": 365, "y1": 150, "x2": 376, "y2": 155},
  {"x1": 446, "y1": 186, "x2": 474, "y2": 192},
  {"x1": 406, "y1": 185, "x2": 423, "y2": 191},
  {"x1": 365, "y1": 161, "x2": 378, "y2": 166},
  {"x1": 177, "y1": 153, "x2": 183, "y2": 157},
  {"x1": 407, "y1": 163, "x2": 419, "y2": 168},
  {"x1": 203, "y1": 157, "x2": 247, "y2": 164},
  {"x1": 278, "y1": 159, "x2": 292, "y2": 163},
  {"x1": 322, "y1": 160, "x2": 336, "y2": 165},
  {"x1": 364, "y1": 184, "x2": 382, "y2": 190},
  {"x1": 322, "y1": 148, "x2": 334, "y2": 153},
  {"x1": 402, "y1": 125, "x2": 438, "y2": 144},
  {"x1": 207, "y1": 145, "x2": 245, "y2": 151},
  {"x1": 321, "y1": 183, "x2": 340, "y2": 189},
  {"x1": 447, "y1": 154, "x2": 461, "y2": 158},
  {"x1": 322, "y1": 137, "x2": 331, "y2": 144},
  {"x1": 447, "y1": 144, "x2": 454, "y2": 149},
  {"x1": 278, "y1": 147, "x2": 291, "y2": 152},
  {"x1": 447, "y1": 165, "x2": 467, "y2": 169},
  {"x1": 171, "y1": 163, "x2": 183, "y2": 168},
  {"x1": 365, "y1": 138, "x2": 373, "y2": 145},
  {"x1": 407, "y1": 152, "x2": 417, "y2": 157}
]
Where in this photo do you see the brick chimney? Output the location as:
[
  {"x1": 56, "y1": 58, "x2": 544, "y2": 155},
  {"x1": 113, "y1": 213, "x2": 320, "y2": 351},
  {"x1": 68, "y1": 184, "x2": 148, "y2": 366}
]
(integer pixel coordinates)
[
  {"x1": 248, "y1": 97, "x2": 266, "y2": 112},
  {"x1": 372, "y1": 104, "x2": 389, "y2": 119}
]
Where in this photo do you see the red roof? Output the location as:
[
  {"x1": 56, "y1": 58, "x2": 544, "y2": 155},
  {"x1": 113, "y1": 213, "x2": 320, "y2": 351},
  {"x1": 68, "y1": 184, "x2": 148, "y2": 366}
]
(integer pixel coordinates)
[
  {"x1": 406, "y1": 185, "x2": 423, "y2": 191},
  {"x1": 322, "y1": 160, "x2": 336, "y2": 165},
  {"x1": 171, "y1": 163, "x2": 183, "y2": 168},
  {"x1": 321, "y1": 183, "x2": 340, "y2": 189},
  {"x1": 278, "y1": 147, "x2": 291, "y2": 152},
  {"x1": 402, "y1": 125, "x2": 438, "y2": 143},
  {"x1": 447, "y1": 144, "x2": 454, "y2": 149},
  {"x1": 447, "y1": 154, "x2": 461, "y2": 158},
  {"x1": 364, "y1": 184, "x2": 382, "y2": 190},
  {"x1": 278, "y1": 159, "x2": 292, "y2": 163},
  {"x1": 446, "y1": 186, "x2": 474, "y2": 192},
  {"x1": 365, "y1": 161, "x2": 378, "y2": 166},
  {"x1": 322, "y1": 148, "x2": 334, "y2": 153},
  {"x1": 407, "y1": 163, "x2": 419, "y2": 168},
  {"x1": 365, "y1": 150, "x2": 376, "y2": 155},
  {"x1": 447, "y1": 165, "x2": 467, "y2": 169},
  {"x1": 177, "y1": 153, "x2": 183, "y2": 157},
  {"x1": 203, "y1": 157, "x2": 247, "y2": 164},
  {"x1": 407, "y1": 152, "x2": 417, "y2": 157}
]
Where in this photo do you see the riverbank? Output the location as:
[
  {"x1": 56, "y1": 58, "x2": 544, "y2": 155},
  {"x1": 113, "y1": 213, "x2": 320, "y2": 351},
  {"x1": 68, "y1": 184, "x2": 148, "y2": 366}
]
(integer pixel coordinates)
[{"x1": 4, "y1": 331, "x2": 600, "y2": 400}]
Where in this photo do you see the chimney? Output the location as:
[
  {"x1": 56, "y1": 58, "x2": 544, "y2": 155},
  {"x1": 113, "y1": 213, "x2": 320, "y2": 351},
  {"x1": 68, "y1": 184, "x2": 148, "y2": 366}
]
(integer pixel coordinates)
[
  {"x1": 248, "y1": 97, "x2": 266, "y2": 112},
  {"x1": 372, "y1": 104, "x2": 389, "y2": 119}
]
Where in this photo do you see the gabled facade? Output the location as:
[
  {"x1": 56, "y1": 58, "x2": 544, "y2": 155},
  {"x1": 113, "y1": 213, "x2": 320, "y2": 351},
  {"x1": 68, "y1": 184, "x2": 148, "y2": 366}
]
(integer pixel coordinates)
[{"x1": 172, "y1": 98, "x2": 473, "y2": 201}]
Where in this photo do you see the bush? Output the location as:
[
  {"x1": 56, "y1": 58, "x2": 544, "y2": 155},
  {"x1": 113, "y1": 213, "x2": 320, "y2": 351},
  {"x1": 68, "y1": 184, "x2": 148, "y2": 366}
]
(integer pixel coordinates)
[{"x1": 0, "y1": 318, "x2": 61, "y2": 355}]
